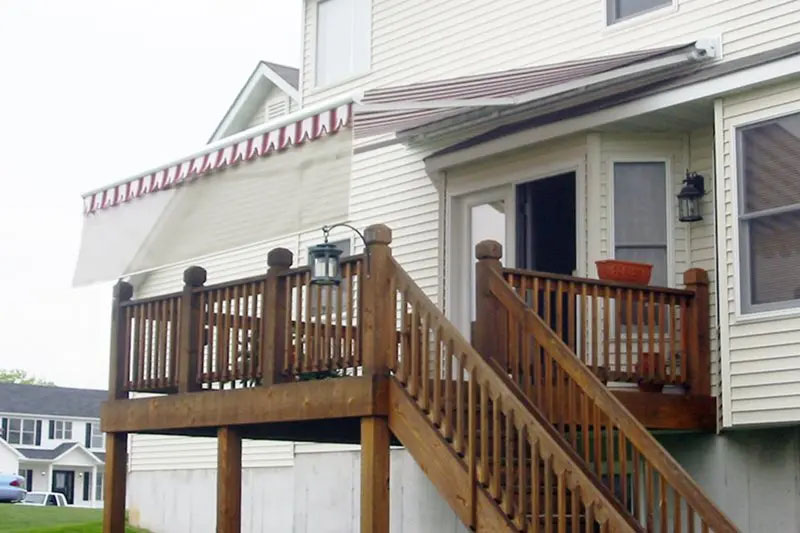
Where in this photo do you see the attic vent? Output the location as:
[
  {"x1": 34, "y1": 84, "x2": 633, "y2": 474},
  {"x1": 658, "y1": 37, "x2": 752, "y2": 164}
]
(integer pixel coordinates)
[{"x1": 267, "y1": 100, "x2": 287, "y2": 120}]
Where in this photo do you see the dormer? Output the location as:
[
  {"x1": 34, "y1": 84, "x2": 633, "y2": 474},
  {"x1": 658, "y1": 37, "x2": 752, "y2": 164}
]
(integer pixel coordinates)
[{"x1": 208, "y1": 61, "x2": 300, "y2": 142}]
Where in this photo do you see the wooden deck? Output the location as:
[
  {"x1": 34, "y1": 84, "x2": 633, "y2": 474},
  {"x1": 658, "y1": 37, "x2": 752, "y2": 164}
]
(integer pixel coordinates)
[{"x1": 101, "y1": 224, "x2": 731, "y2": 533}]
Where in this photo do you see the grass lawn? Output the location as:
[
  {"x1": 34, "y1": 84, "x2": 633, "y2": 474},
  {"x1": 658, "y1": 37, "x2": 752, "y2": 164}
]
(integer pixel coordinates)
[{"x1": 0, "y1": 504, "x2": 149, "y2": 532}]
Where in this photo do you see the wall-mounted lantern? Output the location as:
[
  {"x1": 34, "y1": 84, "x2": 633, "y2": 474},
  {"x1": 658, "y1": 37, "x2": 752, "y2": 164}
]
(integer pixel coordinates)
[
  {"x1": 309, "y1": 223, "x2": 369, "y2": 286},
  {"x1": 678, "y1": 171, "x2": 705, "y2": 222}
]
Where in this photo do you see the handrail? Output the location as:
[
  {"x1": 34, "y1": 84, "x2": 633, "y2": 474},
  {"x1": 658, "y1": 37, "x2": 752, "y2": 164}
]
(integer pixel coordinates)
[
  {"x1": 502, "y1": 267, "x2": 694, "y2": 297},
  {"x1": 391, "y1": 259, "x2": 638, "y2": 532},
  {"x1": 487, "y1": 268, "x2": 739, "y2": 533}
]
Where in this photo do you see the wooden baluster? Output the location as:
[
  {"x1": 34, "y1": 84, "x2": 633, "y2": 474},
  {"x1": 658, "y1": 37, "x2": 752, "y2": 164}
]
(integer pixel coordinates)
[
  {"x1": 480, "y1": 382, "x2": 489, "y2": 485},
  {"x1": 221, "y1": 287, "x2": 232, "y2": 387},
  {"x1": 509, "y1": 313, "x2": 520, "y2": 385},
  {"x1": 581, "y1": 390, "x2": 590, "y2": 464},
  {"x1": 568, "y1": 281, "x2": 576, "y2": 353},
  {"x1": 606, "y1": 419, "x2": 614, "y2": 492},
  {"x1": 670, "y1": 295, "x2": 677, "y2": 384},
  {"x1": 568, "y1": 378, "x2": 576, "y2": 450},
  {"x1": 637, "y1": 290, "x2": 645, "y2": 382},
  {"x1": 468, "y1": 371, "x2": 478, "y2": 529},
  {"x1": 284, "y1": 276, "x2": 294, "y2": 374},
  {"x1": 522, "y1": 323, "x2": 532, "y2": 399},
  {"x1": 648, "y1": 292, "x2": 656, "y2": 382},
  {"x1": 626, "y1": 289, "x2": 633, "y2": 381},
  {"x1": 355, "y1": 259, "x2": 363, "y2": 368},
  {"x1": 593, "y1": 402, "x2": 602, "y2": 478},
  {"x1": 491, "y1": 395, "x2": 501, "y2": 500},
  {"x1": 303, "y1": 272, "x2": 312, "y2": 372},
  {"x1": 169, "y1": 298, "x2": 178, "y2": 387},
  {"x1": 313, "y1": 283, "x2": 322, "y2": 371},
  {"x1": 109, "y1": 281, "x2": 133, "y2": 399},
  {"x1": 443, "y1": 338, "x2": 454, "y2": 441},
  {"x1": 324, "y1": 283, "x2": 333, "y2": 371},
  {"x1": 432, "y1": 326, "x2": 443, "y2": 426},
  {"x1": 294, "y1": 275, "x2": 303, "y2": 374},
  {"x1": 556, "y1": 280, "x2": 564, "y2": 339},
  {"x1": 530, "y1": 433, "x2": 541, "y2": 533},
  {"x1": 544, "y1": 454, "x2": 553, "y2": 533},
  {"x1": 335, "y1": 270, "x2": 343, "y2": 369},
  {"x1": 399, "y1": 291, "x2": 408, "y2": 384},
  {"x1": 659, "y1": 292, "x2": 667, "y2": 383},
  {"x1": 687, "y1": 507, "x2": 695, "y2": 533},
  {"x1": 674, "y1": 491, "x2": 682, "y2": 533},
  {"x1": 557, "y1": 470, "x2": 566, "y2": 533},
  {"x1": 178, "y1": 266, "x2": 206, "y2": 393},
  {"x1": 135, "y1": 305, "x2": 144, "y2": 390},
  {"x1": 196, "y1": 294, "x2": 207, "y2": 384},
  {"x1": 409, "y1": 306, "x2": 419, "y2": 397},
  {"x1": 145, "y1": 302, "x2": 154, "y2": 388},
  {"x1": 232, "y1": 285, "x2": 241, "y2": 383},
  {"x1": 159, "y1": 299, "x2": 168, "y2": 388},
  {"x1": 603, "y1": 286, "x2": 610, "y2": 378},
  {"x1": 619, "y1": 431, "x2": 628, "y2": 511},
  {"x1": 544, "y1": 279, "x2": 552, "y2": 331},
  {"x1": 646, "y1": 463, "x2": 654, "y2": 531},
  {"x1": 660, "y1": 473, "x2": 668, "y2": 533},
  {"x1": 545, "y1": 347, "x2": 554, "y2": 423},
  {"x1": 421, "y1": 313, "x2": 430, "y2": 412},
  {"x1": 632, "y1": 447, "x2": 641, "y2": 522},
  {"x1": 591, "y1": 286, "x2": 598, "y2": 374},
  {"x1": 503, "y1": 410, "x2": 513, "y2": 516},
  {"x1": 344, "y1": 264, "x2": 353, "y2": 371},
  {"x1": 455, "y1": 353, "x2": 465, "y2": 454},
  {"x1": 571, "y1": 485, "x2": 580, "y2": 533},
  {"x1": 614, "y1": 288, "x2": 622, "y2": 379},
  {"x1": 585, "y1": 501, "x2": 594, "y2": 533},
  {"x1": 245, "y1": 282, "x2": 254, "y2": 381}
]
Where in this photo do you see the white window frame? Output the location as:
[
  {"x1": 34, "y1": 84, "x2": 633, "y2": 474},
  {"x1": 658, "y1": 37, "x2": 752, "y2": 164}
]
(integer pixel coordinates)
[
  {"x1": 7, "y1": 417, "x2": 36, "y2": 446},
  {"x1": 312, "y1": 0, "x2": 372, "y2": 90},
  {"x1": 445, "y1": 159, "x2": 586, "y2": 336},
  {"x1": 604, "y1": 0, "x2": 676, "y2": 28},
  {"x1": 95, "y1": 472, "x2": 104, "y2": 501},
  {"x1": 730, "y1": 111, "x2": 800, "y2": 318},
  {"x1": 54, "y1": 420, "x2": 73, "y2": 440},
  {"x1": 90, "y1": 423, "x2": 104, "y2": 449},
  {"x1": 608, "y1": 156, "x2": 674, "y2": 288}
]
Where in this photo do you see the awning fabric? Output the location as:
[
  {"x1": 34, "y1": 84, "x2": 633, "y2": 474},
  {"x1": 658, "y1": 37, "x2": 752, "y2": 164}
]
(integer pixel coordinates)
[
  {"x1": 74, "y1": 106, "x2": 352, "y2": 286},
  {"x1": 354, "y1": 43, "x2": 709, "y2": 138}
]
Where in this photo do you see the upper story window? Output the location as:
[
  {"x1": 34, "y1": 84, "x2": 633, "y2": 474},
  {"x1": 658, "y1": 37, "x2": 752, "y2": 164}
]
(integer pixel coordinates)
[
  {"x1": 607, "y1": 0, "x2": 671, "y2": 24},
  {"x1": 315, "y1": 0, "x2": 371, "y2": 87},
  {"x1": 53, "y1": 420, "x2": 73, "y2": 440},
  {"x1": 736, "y1": 113, "x2": 800, "y2": 313},
  {"x1": 613, "y1": 162, "x2": 669, "y2": 287},
  {"x1": 7, "y1": 418, "x2": 36, "y2": 445},
  {"x1": 90, "y1": 422, "x2": 104, "y2": 449}
]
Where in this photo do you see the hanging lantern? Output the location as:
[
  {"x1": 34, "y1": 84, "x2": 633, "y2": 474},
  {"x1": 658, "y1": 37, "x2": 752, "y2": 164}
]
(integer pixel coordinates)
[
  {"x1": 678, "y1": 171, "x2": 705, "y2": 222},
  {"x1": 309, "y1": 241, "x2": 344, "y2": 286}
]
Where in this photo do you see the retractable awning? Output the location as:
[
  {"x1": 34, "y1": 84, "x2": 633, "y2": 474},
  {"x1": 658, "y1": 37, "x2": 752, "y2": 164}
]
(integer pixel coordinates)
[
  {"x1": 74, "y1": 100, "x2": 353, "y2": 286},
  {"x1": 354, "y1": 42, "x2": 716, "y2": 138}
]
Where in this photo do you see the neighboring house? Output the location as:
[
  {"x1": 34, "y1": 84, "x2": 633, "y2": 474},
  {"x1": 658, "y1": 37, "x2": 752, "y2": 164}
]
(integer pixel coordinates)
[
  {"x1": 76, "y1": 1, "x2": 800, "y2": 531},
  {"x1": 0, "y1": 383, "x2": 106, "y2": 508}
]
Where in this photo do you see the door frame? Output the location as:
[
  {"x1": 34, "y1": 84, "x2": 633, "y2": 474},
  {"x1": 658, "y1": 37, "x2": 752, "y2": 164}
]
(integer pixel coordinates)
[{"x1": 445, "y1": 159, "x2": 586, "y2": 335}]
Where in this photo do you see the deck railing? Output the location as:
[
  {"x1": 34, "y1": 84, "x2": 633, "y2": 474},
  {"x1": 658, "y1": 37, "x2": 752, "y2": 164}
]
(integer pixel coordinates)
[
  {"x1": 497, "y1": 264, "x2": 710, "y2": 395},
  {"x1": 109, "y1": 251, "x2": 365, "y2": 395}
]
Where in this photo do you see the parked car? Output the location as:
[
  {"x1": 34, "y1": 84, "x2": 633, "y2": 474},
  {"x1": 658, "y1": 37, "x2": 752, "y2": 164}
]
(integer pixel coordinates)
[
  {"x1": 20, "y1": 491, "x2": 68, "y2": 506},
  {"x1": 0, "y1": 474, "x2": 26, "y2": 503}
]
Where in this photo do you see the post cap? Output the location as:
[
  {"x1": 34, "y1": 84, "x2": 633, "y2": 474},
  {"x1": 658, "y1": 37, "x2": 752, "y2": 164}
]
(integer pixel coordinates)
[
  {"x1": 113, "y1": 280, "x2": 134, "y2": 301},
  {"x1": 365, "y1": 224, "x2": 392, "y2": 245},
  {"x1": 267, "y1": 248, "x2": 293, "y2": 269},
  {"x1": 683, "y1": 268, "x2": 709, "y2": 285},
  {"x1": 476, "y1": 240, "x2": 503, "y2": 260},
  {"x1": 183, "y1": 266, "x2": 207, "y2": 287}
]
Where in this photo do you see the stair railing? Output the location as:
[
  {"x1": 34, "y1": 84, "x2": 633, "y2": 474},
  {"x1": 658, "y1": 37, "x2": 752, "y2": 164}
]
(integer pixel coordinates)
[
  {"x1": 474, "y1": 241, "x2": 738, "y2": 533},
  {"x1": 390, "y1": 257, "x2": 638, "y2": 532}
]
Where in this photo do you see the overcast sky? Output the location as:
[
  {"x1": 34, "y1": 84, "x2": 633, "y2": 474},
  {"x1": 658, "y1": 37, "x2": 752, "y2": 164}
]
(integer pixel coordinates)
[{"x1": 0, "y1": 1, "x2": 302, "y2": 389}]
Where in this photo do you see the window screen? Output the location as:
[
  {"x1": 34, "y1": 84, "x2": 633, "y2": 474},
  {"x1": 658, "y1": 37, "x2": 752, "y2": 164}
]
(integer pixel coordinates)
[
  {"x1": 613, "y1": 162, "x2": 668, "y2": 287},
  {"x1": 316, "y1": 0, "x2": 371, "y2": 86},
  {"x1": 608, "y1": 0, "x2": 670, "y2": 24},
  {"x1": 737, "y1": 114, "x2": 800, "y2": 311}
]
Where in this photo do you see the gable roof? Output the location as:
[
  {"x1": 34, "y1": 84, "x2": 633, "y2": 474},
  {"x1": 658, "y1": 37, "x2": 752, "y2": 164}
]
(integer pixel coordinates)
[
  {"x1": 17, "y1": 442, "x2": 104, "y2": 465},
  {"x1": 0, "y1": 383, "x2": 106, "y2": 418},
  {"x1": 209, "y1": 60, "x2": 301, "y2": 142},
  {"x1": 0, "y1": 437, "x2": 23, "y2": 459}
]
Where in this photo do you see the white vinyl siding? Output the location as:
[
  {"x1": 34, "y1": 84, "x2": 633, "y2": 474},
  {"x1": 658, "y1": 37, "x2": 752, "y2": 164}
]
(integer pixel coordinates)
[
  {"x1": 303, "y1": 0, "x2": 800, "y2": 104},
  {"x1": 718, "y1": 76, "x2": 800, "y2": 427},
  {"x1": 607, "y1": 0, "x2": 672, "y2": 25},
  {"x1": 246, "y1": 90, "x2": 293, "y2": 130}
]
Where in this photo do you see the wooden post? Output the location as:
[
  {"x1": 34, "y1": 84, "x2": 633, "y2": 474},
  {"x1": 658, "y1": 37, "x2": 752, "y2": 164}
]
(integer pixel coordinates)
[
  {"x1": 361, "y1": 416, "x2": 390, "y2": 533},
  {"x1": 109, "y1": 281, "x2": 133, "y2": 400},
  {"x1": 103, "y1": 432, "x2": 128, "y2": 533},
  {"x1": 217, "y1": 427, "x2": 242, "y2": 533},
  {"x1": 361, "y1": 223, "x2": 394, "y2": 378},
  {"x1": 474, "y1": 240, "x2": 508, "y2": 370},
  {"x1": 262, "y1": 248, "x2": 293, "y2": 386},
  {"x1": 178, "y1": 266, "x2": 206, "y2": 393},
  {"x1": 684, "y1": 268, "x2": 711, "y2": 396}
]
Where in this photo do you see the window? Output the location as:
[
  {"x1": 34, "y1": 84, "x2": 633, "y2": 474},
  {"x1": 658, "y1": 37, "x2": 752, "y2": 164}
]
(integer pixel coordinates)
[
  {"x1": 7, "y1": 418, "x2": 36, "y2": 445},
  {"x1": 95, "y1": 472, "x2": 104, "y2": 501},
  {"x1": 315, "y1": 0, "x2": 371, "y2": 86},
  {"x1": 54, "y1": 420, "x2": 72, "y2": 440},
  {"x1": 613, "y1": 162, "x2": 668, "y2": 287},
  {"x1": 737, "y1": 113, "x2": 800, "y2": 312},
  {"x1": 18, "y1": 468, "x2": 32, "y2": 490},
  {"x1": 607, "y1": 0, "x2": 671, "y2": 24},
  {"x1": 90, "y1": 423, "x2": 104, "y2": 449}
]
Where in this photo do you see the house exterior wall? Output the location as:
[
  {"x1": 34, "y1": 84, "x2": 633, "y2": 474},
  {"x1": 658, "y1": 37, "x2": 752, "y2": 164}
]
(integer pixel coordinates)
[
  {"x1": 302, "y1": 0, "x2": 800, "y2": 106},
  {"x1": 0, "y1": 413, "x2": 103, "y2": 452},
  {"x1": 717, "y1": 75, "x2": 800, "y2": 427},
  {"x1": 245, "y1": 88, "x2": 295, "y2": 130},
  {"x1": 0, "y1": 444, "x2": 18, "y2": 475}
]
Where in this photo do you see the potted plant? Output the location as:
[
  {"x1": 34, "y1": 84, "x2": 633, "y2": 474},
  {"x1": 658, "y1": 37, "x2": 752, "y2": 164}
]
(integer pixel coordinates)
[
  {"x1": 636, "y1": 352, "x2": 664, "y2": 393},
  {"x1": 595, "y1": 259, "x2": 653, "y2": 285}
]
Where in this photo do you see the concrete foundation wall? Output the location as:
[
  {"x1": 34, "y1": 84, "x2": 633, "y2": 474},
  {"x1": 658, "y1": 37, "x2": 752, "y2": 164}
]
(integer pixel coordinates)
[{"x1": 128, "y1": 430, "x2": 800, "y2": 532}]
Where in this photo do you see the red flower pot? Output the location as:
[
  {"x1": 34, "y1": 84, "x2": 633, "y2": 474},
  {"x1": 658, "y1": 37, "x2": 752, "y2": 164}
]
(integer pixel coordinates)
[{"x1": 595, "y1": 259, "x2": 653, "y2": 285}]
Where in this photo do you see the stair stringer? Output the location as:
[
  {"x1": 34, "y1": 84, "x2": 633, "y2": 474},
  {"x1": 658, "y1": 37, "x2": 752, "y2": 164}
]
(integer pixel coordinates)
[{"x1": 388, "y1": 377, "x2": 516, "y2": 533}]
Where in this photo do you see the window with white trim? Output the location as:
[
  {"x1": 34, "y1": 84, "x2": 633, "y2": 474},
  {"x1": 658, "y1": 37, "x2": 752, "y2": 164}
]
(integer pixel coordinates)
[
  {"x1": 54, "y1": 420, "x2": 72, "y2": 440},
  {"x1": 7, "y1": 418, "x2": 35, "y2": 445},
  {"x1": 736, "y1": 113, "x2": 800, "y2": 312},
  {"x1": 315, "y1": 0, "x2": 371, "y2": 86},
  {"x1": 95, "y1": 472, "x2": 104, "y2": 501},
  {"x1": 613, "y1": 162, "x2": 669, "y2": 287},
  {"x1": 90, "y1": 423, "x2": 104, "y2": 449},
  {"x1": 607, "y1": 0, "x2": 670, "y2": 24}
]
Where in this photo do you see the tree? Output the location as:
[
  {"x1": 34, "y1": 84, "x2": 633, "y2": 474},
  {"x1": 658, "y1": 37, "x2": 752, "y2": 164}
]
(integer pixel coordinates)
[{"x1": 0, "y1": 369, "x2": 54, "y2": 386}]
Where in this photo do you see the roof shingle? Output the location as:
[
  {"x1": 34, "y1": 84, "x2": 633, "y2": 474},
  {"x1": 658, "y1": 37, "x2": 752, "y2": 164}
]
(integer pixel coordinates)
[{"x1": 0, "y1": 383, "x2": 105, "y2": 418}]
